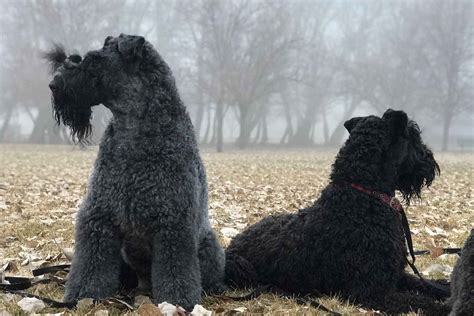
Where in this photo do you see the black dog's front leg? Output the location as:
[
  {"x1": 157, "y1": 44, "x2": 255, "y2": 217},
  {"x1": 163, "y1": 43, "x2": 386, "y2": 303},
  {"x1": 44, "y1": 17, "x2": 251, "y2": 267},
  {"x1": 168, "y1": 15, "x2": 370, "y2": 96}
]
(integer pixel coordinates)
[{"x1": 64, "y1": 211, "x2": 122, "y2": 302}]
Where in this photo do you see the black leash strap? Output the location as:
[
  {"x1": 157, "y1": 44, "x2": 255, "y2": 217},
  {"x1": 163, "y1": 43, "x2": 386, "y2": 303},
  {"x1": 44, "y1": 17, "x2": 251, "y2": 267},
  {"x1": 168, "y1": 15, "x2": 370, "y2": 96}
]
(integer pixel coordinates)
[
  {"x1": 2, "y1": 289, "x2": 76, "y2": 308},
  {"x1": 399, "y1": 207, "x2": 451, "y2": 295},
  {"x1": 0, "y1": 264, "x2": 74, "y2": 308},
  {"x1": 32, "y1": 264, "x2": 70, "y2": 276},
  {"x1": 414, "y1": 248, "x2": 461, "y2": 256},
  {"x1": 399, "y1": 207, "x2": 417, "y2": 266},
  {"x1": 0, "y1": 276, "x2": 35, "y2": 291}
]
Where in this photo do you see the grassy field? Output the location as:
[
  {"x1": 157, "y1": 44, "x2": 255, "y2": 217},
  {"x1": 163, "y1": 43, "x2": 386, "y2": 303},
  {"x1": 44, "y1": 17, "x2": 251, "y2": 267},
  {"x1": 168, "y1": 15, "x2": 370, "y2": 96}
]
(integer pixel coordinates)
[{"x1": 0, "y1": 144, "x2": 472, "y2": 315}]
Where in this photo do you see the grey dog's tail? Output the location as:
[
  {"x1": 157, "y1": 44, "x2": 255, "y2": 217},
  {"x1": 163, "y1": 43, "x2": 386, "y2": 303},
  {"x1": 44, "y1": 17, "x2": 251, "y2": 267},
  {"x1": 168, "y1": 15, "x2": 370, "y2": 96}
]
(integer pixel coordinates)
[{"x1": 224, "y1": 252, "x2": 259, "y2": 288}]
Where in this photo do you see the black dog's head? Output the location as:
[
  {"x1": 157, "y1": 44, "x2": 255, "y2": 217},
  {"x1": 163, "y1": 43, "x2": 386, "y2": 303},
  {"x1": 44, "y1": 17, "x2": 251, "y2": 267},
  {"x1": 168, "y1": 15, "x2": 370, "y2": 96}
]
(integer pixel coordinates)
[
  {"x1": 44, "y1": 34, "x2": 163, "y2": 142},
  {"x1": 340, "y1": 109, "x2": 439, "y2": 203}
]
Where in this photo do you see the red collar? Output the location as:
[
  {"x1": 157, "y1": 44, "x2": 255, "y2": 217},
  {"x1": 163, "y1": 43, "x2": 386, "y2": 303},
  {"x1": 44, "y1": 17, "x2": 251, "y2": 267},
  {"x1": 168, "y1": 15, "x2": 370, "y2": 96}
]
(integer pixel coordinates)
[{"x1": 347, "y1": 183, "x2": 402, "y2": 212}]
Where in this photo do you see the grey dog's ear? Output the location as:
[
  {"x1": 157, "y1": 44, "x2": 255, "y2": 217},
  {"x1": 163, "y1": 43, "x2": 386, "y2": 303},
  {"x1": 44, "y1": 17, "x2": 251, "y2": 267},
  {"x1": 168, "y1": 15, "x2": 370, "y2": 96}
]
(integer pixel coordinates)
[
  {"x1": 344, "y1": 117, "x2": 363, "y2": 133},
  {"x1": 103, "y1": 36, "x2": 114, "y2": 47},
  {"x1": 117, "y1": 34, "x2": 145, "y2": 61},
  {"x1": 383, "y1": 109, "x2": 408, "y2": 138}
]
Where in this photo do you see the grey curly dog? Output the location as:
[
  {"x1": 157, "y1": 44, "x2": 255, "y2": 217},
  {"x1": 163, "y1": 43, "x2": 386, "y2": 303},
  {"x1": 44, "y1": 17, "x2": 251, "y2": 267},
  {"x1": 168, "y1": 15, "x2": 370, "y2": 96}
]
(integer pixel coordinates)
[{"x1": 45, "y1": 34, "x2": 226, "y2": 310}]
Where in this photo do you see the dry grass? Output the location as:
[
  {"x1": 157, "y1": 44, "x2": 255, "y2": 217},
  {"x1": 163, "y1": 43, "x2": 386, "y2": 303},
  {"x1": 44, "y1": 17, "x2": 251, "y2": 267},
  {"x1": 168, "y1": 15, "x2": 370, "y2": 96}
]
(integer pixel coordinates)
[{"x1": 0, "y1": 144, "x2": 472, "y2": 315}]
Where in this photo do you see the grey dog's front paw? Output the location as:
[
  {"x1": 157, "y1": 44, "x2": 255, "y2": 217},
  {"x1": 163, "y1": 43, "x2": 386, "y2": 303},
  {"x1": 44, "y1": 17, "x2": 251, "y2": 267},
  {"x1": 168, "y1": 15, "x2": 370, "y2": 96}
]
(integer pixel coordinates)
[
  {"x1": 64, "y1": 278, "x2": 117, "y2": 302},
  {"x1": 63, "y1": 285, "x2": 80, "y2": 302}
]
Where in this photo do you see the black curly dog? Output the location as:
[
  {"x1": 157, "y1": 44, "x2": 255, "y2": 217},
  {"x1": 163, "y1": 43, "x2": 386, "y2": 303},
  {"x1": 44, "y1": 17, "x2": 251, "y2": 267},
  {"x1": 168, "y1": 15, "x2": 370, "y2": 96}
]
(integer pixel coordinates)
[
  {"x1": 448, "y1": 229, "x2": 474, "y2": 316},
  {"x1": 45, "y1": 34, "x2": 225, "y2": 310},
  {"x1": 225, "y1": 109, "x2": 449, "y2": 315}
]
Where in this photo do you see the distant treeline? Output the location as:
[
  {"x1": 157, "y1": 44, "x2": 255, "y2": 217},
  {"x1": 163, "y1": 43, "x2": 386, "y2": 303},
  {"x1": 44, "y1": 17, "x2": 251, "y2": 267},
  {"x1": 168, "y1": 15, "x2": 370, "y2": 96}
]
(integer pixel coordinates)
[{"x1": 0, "y1": 0, "x2": 472, "y2": 151}]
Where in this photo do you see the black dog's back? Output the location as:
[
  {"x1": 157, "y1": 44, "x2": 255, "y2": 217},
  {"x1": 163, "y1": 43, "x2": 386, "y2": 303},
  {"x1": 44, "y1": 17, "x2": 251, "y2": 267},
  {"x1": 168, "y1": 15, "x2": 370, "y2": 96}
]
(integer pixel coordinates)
[{"x1": 226, "y1": 184, "x2": 405, "y2": 297}]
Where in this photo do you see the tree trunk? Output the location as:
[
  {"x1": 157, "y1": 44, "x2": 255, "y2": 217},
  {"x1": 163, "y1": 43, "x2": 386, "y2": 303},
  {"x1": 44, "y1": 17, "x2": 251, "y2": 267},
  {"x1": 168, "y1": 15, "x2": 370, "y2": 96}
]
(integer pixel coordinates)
[
  {"x1": 328, "y1": 98, "x2": 358, "y2": 146},
  {"x1": 253, "y1": 119, "x2": 261, "y2": 145},
  {"x1": 322, "y1": 106, "x2": 329, "y2": 144},
  {"x1": 290, "y1": 114, "x2": 315, "y2": 146},
  {"x1": 194, "y1": 102, "x2": 205, "y2": 142},
  {"x1": 209, "y1": 110, "x2": 217, "y2": 146},
  {"x1": 236, "y1": 105, "x2": 250, "y2": 149},
  {"x1": 29, "y1": 105, "x2": 64, "y2": 144},
  {"x1": 0, "y1": 104, "x2": 14, "y2": 142},
  {"x1": 261, "y1": 115, "x2": 268, "y2": 144},
  {"x1": 202, "y1": 105, "x2": 212, "y2": 144},
  {"x1": 216, "y1": 101, "x2": 224, "y2": 153},
  {"x1": 290, "y1": 94, "x2": 319, "y2": 146},
  {"x1": 441, "y1": 109, "x2": 453, "y2": 152},
  {"x1": 279, "y1": 91, "x2": 293, "y2": 145}
]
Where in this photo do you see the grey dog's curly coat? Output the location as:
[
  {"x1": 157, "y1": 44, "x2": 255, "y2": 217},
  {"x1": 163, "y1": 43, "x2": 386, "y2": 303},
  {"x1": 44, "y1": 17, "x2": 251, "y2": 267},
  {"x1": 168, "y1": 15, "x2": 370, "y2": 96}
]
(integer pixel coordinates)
[{"x1": 46, "y1": 34, "x2": 225, "y2": 310}]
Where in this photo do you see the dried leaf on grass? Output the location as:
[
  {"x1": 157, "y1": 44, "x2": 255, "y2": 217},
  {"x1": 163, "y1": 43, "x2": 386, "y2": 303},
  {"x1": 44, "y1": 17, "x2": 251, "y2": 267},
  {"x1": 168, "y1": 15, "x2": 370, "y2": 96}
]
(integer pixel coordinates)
[
  {"x1": 17, "y1": 297, "x2": 46, "y2": 313},
  {"x1": 138, "y1": 304, "x2": 163, "y2": 316}
]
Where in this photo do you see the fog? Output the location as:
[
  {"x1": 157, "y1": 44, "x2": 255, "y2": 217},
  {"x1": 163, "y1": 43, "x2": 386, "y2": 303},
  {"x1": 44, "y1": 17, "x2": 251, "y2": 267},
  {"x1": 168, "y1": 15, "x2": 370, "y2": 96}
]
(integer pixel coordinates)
[{"x1": 0, "y1": 0, "x2": 472, "y2": 151}]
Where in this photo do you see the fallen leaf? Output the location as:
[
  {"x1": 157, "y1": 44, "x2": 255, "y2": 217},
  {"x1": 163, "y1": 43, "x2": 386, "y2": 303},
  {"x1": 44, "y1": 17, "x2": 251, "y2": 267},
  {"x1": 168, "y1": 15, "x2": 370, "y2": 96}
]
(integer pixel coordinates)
[
  {"x1": 17, "y1": 297, "x2": 46, "y2": 313},
  {"x1": 76, "y1": 297, "x2": 94, "y2": 309},
  {"x1": 138, "y1": 304, "x2": 163, "y2": 316},
  {"x1": 62, "y1": 248, "x2": 74, "y2": 261},
  {"x1": 158, "y1": 302, "x2": 186, "y2": 315},
  {"x1": 429, "y1": 246, "x2": 444, "y2": 258},
  {"x1": 191, "y1": 304, "x2": 212, "y2": 315},
  {"x1": 220, "y1": 227, "x2": 239, "y2": 238},
  {"x1": 422, "y1": 263, "x2": 453, "y2": 277}
]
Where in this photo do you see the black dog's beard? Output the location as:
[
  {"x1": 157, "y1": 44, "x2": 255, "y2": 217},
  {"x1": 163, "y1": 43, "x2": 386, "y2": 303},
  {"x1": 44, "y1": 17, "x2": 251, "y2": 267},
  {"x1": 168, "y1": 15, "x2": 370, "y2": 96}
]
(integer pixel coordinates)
[{"x1": 397, "y1": 123, "x2": 440, "y2": 204}]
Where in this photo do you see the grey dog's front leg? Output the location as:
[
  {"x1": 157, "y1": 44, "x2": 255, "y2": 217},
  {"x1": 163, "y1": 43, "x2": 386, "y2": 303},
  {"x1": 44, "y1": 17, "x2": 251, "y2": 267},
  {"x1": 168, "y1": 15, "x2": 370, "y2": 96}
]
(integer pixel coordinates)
[
  {"x1": 64, "y1": 213, "x2": 122, "y2": 302},
  {"x1": 151, "y1": 225, "x2": 201, "y2": 311}
]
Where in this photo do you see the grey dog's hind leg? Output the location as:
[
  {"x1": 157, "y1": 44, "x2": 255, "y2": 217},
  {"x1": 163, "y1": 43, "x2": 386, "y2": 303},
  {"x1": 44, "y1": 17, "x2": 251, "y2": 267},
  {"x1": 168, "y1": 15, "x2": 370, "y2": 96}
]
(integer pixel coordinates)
[
  {"x1": 198, "y1": 229, "x2": 227, "y2": 294},
  {"x1": 64, "y1": 214, "x2": 122, "y2": 301},
  {"x1": 151, "y1": 225, "x2": 201, "y2": 311}
]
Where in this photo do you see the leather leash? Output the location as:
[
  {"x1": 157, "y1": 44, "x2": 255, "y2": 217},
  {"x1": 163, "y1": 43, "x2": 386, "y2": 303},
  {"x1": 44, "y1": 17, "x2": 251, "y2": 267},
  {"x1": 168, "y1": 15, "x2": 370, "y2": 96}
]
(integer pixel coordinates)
[{"x1": 0, "y1": 264, "x2": 75, "y2": 308}]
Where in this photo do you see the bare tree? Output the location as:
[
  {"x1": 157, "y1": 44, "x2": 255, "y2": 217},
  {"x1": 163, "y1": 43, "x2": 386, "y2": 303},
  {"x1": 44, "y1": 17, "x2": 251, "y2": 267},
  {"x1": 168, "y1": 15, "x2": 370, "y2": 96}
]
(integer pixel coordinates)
[{"x1": 416, "y1": 0, "x2": 473, "y2": 151}]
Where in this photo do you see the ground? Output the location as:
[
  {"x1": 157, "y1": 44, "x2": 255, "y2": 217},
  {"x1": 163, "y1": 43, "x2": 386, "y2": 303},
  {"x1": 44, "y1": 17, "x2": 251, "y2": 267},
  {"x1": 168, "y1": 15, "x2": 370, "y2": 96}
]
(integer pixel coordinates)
[{"x1": 0, "y1": 144, "x2": 472, "y2": 315}]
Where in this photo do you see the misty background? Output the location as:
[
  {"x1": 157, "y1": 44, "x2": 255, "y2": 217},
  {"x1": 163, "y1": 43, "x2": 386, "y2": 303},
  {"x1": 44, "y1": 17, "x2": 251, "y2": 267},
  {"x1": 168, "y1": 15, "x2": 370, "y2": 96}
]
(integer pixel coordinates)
[{"x1": 0, "y1": 0, "x2": 472, "y2": 152}]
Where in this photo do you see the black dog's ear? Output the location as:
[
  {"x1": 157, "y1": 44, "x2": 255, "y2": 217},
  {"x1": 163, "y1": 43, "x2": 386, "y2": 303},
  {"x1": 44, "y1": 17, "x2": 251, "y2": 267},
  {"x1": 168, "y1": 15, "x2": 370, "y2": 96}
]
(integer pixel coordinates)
[
  {"x1": 117, "y1": 34, "x2": 145, "y2": 61},
  {"x1": 383, "y1": 109, "x2": 408, "y2": 137},
  {"x1": 344, "y1": 117, "x2": 363, "y2": 133}
]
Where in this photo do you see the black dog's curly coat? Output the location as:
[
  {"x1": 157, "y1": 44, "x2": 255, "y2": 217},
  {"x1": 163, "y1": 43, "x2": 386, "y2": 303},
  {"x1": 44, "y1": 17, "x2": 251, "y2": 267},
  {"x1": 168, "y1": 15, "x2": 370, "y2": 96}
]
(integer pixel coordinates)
[{"x1": 225, "y1": 109, "x2": 448, "y2": 315}]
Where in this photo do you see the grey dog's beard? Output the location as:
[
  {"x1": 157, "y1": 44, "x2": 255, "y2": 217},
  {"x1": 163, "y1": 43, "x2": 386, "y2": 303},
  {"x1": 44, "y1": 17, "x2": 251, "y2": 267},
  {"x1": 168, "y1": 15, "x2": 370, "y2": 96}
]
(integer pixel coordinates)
[{"x1": 51, "y1": 92, "x2": 93, "y2": 143}]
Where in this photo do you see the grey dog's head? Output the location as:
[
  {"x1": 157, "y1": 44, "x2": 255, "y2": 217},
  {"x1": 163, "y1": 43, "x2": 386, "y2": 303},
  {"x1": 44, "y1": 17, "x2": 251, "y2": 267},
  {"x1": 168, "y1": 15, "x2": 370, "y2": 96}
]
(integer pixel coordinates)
[{"x1": 44, "y1": 34, "x2": 161, "y2": 142}]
